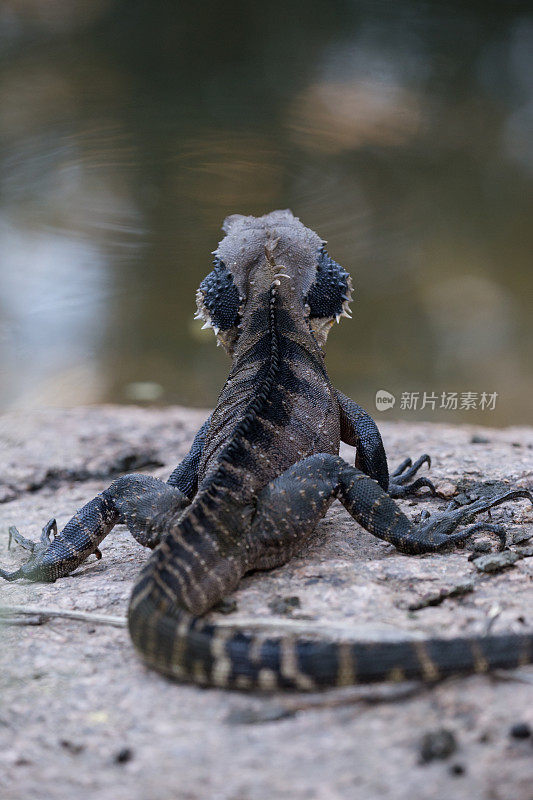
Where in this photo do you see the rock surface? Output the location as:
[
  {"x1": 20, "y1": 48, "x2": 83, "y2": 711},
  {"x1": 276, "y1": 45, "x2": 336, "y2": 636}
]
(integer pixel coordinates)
[{"x1": 0, "y1": 406, "x2": 532, "y2": 800}]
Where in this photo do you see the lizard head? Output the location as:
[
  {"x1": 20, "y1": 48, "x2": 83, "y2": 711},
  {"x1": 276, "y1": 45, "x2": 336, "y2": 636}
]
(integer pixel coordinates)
[{"x1": 195, "y1": 210, "x2": 353, "y2": 354}]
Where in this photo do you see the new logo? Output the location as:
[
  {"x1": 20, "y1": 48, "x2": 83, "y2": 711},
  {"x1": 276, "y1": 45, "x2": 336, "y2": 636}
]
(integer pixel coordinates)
[{"x1": 375, "y1": 390, "x2": 396, "y2": 411}]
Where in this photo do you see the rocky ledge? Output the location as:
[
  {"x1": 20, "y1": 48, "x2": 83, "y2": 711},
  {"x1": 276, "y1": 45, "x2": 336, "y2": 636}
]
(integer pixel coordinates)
[{"x1": 0, "y1": 407, "x2": 532, "y2": 800}]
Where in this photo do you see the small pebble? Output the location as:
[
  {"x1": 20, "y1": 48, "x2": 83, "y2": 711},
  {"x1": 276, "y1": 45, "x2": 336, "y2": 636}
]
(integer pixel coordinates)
[
  {"x1": 435, "y1": 481, "x2": 457, "y2": 499},
  {"x1": 449, "y1": 763, "x2": 465, "y2": 776},
  {"x1": 514, "y1": 545, "x2": 533, "y2": 558},
  {"x1": 509, "y1": 723, "x2": 531, "y2": 740},
  {"x1": 60, "y1": 739, "x2": 84, "y2": 754},
  {"x1": 473, "y1": 551, "x2": 520, "y2": 573},
  {"x1": 469, "y1": 540, "x2": 492, "y2": 554},
  {"x1": 268, "y1": 596, "x2": 301, "y2": 616},
  {"x1": 419, "y1": 729, "x2": 457, "y2": 763},
  {"x1": 114, "y1": 747, "x2": 133, "y2": 764},
  {"x1": 471, "y1": 435, "x2": 490, "y2": 444},
  {"x1": 511, "y1": 530, "x2": 532, "y2": 545}
]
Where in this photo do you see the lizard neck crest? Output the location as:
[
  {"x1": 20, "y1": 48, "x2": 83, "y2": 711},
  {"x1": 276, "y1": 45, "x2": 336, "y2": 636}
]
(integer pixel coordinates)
[{"x1": 195, "y1": 210, "x2": 353, "y2": 356}]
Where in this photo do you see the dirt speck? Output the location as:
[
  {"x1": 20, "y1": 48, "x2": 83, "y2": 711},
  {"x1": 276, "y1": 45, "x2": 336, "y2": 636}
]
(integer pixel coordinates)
[{"x1": 419, "y1": 729, "x2": 457, "y2": 763}]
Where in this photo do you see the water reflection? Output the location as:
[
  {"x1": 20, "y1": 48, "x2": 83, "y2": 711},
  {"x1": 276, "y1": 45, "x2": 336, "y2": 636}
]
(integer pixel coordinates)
[
  {"x1": 0, "y1": 217, "x2": 109, "y2": 407},
  {"x1": 0, "y1": 2, "x2": 531, "y2": 425}
]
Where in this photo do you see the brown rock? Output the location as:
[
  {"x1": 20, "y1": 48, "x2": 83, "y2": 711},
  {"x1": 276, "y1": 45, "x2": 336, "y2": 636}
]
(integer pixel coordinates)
[{"x1": 435, "y1": 480, "x2": 458, "y2": 499}]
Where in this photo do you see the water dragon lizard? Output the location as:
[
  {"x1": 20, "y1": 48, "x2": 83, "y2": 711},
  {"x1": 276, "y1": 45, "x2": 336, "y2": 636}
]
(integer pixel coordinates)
[{"x1": 2, "y1": 210, "x2": 532, "y2": 690}]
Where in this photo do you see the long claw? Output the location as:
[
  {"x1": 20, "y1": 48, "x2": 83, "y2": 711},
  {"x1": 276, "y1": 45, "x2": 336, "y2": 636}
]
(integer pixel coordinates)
[
  {"x1": 389, "y1": 454, "x2": 433, "y2": 498},
  {"x1": 392, "y1": 454, "x2": 431, "y2": 484},
  {"x1": 389, "y1": 477, "x2": 435, "y2": 498},
  {"x1": 391, "y1": 457, "x2": 412, "y2": 477},
  {"x1": 443, "y1": 489, "x2": 533, "y2": 527},
  {"x1": 420, "y1": 488, "x2": 532, "y2": 552},
  {"x1": 40, "y1": 518, "x2": 57, "y2": 545},
  {"x1": 438, "y1": 522, "x2": 507, "y2": 551},
  {"x1": 465, "y1": 489, "x2": 532, "y2": 516}
]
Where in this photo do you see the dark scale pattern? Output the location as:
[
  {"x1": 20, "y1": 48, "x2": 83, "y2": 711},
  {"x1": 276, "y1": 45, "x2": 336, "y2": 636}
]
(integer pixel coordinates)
[
  {"x1": 306, "y1": 248, "x2": 351, "y2": 319},
  {"x1": 198, "y1": 258, "x2": 240, "y2": 330},
  {"x1": 168, "y1": 416, "x2": 211, "y2": 498},
  {"x1": 3, "y1": 210, "x2": 533, "y2": 691}
]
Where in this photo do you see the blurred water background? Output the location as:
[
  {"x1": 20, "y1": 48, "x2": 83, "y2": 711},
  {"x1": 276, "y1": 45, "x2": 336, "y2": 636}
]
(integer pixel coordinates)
[{"x1": 0, "y1": 1, "x2": 532, "y2": 425}]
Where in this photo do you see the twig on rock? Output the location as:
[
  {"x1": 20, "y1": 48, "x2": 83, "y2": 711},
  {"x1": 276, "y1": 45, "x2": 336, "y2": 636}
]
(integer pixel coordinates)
[
  {"x1": 0, "y1": 605, "x2": 126, "y2": 628},
  {"x1": 405, "y1": 581, "x2": 474, "y2": 611}
]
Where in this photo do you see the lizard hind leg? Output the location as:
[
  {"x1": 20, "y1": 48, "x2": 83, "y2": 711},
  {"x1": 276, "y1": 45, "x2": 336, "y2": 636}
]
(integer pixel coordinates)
[
  {"x1": 107, "y1": 474, "x2": 190, "y2": 549},
  {"x1": 336, "y1": 466, "x2": 533, "y2": 554},
  {"x1": 0, "y1": 493, "x2": 120, "y2": 583},
  {"x1": 246, "y1": 455, "x2": 341, "y2": 571},
  {"x1": 0, "y1": 475, "x2": 189, "y2": 583},
  {"x1": 246, "y1": 453, "x2": 470, "y2": 567}
]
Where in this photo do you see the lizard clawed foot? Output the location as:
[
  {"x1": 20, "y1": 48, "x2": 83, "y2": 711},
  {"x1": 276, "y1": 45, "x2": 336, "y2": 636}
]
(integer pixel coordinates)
[
  {"x1": 418, "y1": 488, "x2": 533, "y2": 552},
  {"x1": 388, "y1": 454, "x2": 435, "y2": 498},
  {"x1": 1, "y1": 491, "x2": 122, "y2": 583},
  {"x1": 8, "y1": 518, "x2": 57, "y2": 552},
  {"x1": 1, "y1": 519, "x2": 58, "y2": 582}
]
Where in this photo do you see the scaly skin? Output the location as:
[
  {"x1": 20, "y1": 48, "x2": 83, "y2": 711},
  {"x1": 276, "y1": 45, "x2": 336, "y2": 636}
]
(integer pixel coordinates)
[{"x1": 2, "y1": 210, "x2": 532, "y2": 690}]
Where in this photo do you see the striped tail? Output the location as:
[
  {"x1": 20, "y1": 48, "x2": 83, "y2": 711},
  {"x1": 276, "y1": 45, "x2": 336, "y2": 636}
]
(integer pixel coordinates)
[{"x1": 128, "y1": 589, "x2": 533, "y2": 690}]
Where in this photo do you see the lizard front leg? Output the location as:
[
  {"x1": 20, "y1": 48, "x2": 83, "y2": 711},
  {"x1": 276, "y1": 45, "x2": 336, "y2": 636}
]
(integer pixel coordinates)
[
  {"x1": 167, "y1": 415, "x2": 211, "y2": 498},
  {"x1": 247, "y1": 454, "x2": 532, "y2": 562},
  {"x1": 336, "y1": 390, "x2": 434, "y2": 498}
]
